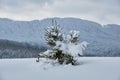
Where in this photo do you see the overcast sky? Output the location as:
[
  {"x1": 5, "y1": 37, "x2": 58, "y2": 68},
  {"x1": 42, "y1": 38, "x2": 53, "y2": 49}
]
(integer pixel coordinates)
[{"x1": 0, "y1": 0, "x2": 120, "y2": 24}]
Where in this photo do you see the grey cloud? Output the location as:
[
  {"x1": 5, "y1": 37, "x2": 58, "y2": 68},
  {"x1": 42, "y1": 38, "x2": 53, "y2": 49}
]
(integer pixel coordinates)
[
  {"x1": 53, "y1": 0, "x2": 120, "y2": 14},
  {"x1": 51, "y1": 0, "x2": 120, "y2": 24},
  {"x1": 0, "y1": 0, "x2": 55, "y2": 13},
  {"x1": 0, "y1": 0, "x2": 119, "y2": 24},
  {"x1": 0, "y1": 0, "x2": 55, "y2": 6}
]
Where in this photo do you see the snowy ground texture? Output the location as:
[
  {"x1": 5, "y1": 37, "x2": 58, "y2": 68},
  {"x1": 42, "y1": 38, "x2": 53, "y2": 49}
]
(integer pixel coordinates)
[{"x1": 0, "y1": 57, "x2": 120, "y2": 80}]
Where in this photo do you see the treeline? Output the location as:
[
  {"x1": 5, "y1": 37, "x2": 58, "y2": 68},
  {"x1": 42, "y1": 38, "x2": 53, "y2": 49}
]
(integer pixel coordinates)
[
  {"x1": 0, "y1": 39, "x2": 120, "y2": 58},
  {"x1": 84, "y1": 42, "x2": 120, "y2": 57},
  {"x1": 0, "y1": 39, "x2": 47, "y2": 58}
]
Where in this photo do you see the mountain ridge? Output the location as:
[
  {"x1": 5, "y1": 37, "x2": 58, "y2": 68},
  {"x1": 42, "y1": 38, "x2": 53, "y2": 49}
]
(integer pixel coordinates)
[{"x1": 0, "y1": 17, "x2": 120, "y2": 56}]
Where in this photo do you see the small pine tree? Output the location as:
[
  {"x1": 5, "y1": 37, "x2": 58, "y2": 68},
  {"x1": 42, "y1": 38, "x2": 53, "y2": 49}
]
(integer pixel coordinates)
[
  {"x1": 44, "y1": 20, "x2": 75, "y2": 64},
  {"x1": 45, "y1": 21, "x2": 63, "y2": 47},
  {"x1": 68, "y1": 30, "x2": 79, "y2": 43},
  {"x1": 37, "y1": 20, "x2": 88, "y2": 65}
]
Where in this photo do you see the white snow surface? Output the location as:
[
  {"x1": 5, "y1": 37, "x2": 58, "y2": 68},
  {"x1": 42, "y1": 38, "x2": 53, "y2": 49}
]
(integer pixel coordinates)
[{"x1": 0, "y1": 57, "x2": 120, "y2": 80}]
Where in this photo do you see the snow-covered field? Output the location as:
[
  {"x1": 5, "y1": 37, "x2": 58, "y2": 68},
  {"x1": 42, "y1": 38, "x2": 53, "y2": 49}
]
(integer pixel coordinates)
[{"x1": 0, "y1": 57, "x2": 120, "y2": 80}]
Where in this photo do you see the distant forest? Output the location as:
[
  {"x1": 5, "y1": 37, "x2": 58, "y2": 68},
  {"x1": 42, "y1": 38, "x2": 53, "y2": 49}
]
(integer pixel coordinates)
[{"x1": 0, "y1": 39, "x2": 47, "y2": 58}]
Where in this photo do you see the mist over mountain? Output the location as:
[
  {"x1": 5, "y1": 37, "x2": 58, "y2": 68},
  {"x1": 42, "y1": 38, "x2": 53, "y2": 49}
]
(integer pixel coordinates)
[{"x1": 0, "y1": 17, "x2": 120, "y2": 57}]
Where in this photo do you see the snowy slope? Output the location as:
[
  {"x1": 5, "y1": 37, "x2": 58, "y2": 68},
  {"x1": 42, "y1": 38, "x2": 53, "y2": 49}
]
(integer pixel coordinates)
[
  {"x1": 0, "y1": 18, "x2": 120, "y2": 56},
  {"x1": 0, "y1": 57, "x2": 120, "y2": 80}
]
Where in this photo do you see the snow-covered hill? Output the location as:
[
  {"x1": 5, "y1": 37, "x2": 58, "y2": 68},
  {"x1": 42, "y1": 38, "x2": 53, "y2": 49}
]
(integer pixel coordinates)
[
  {"x1": 0, "y1": 17, "x2": 120, "y2": 56},
  {"x1": 0, "y1": 57, "x2": 120, "y2": 80}
]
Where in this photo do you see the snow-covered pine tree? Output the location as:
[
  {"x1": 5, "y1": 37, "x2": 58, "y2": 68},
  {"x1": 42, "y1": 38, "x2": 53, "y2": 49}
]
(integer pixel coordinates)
[
  {"x1": 37, "y1": 20, "x2": 88, "y2": 65},
  {"x1": 67, "y1": 30, "x2": 81, "y2": 56},
  {"x1": 45, "y1": 20, "x2": 63, "y2": 47},
  {"x1": 68, "y1": 30, "x2": 79, "y2": 44},
  {"x1": 37, "y1": 20, "x2": 76, "y2": 65}
]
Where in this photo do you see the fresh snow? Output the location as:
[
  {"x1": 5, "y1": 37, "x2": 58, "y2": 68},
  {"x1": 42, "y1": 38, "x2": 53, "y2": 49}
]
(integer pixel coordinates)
[
  {"x1": 67, "y1": 41, "x2": 89, "y2": 56},
  {"x1": 0, "y1": 57, "x2": 120, "y2": 80},
  {"x1": 55, "y1": 40, "x2": 88, "y2": 56}
]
